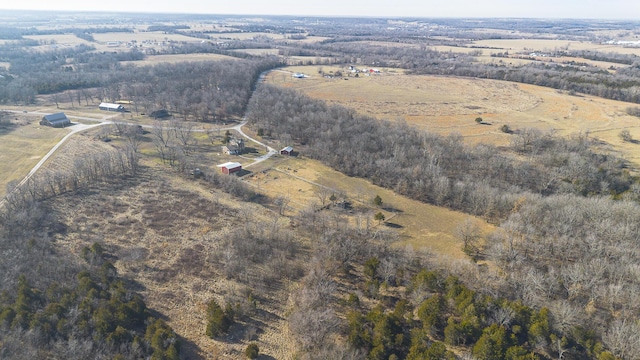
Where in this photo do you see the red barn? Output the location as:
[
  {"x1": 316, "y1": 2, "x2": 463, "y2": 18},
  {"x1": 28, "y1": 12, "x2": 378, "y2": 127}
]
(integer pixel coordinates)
[
  {"x1": 218, "y1": 161, "x2": 242, "y2": 175},
  {"x1": 280, "y1": 146, "x2": 293, "y2": 155}
]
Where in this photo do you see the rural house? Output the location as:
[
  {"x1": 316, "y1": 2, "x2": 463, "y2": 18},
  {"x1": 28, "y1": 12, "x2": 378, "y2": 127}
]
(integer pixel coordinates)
[
  {"x1": 223, "y1": 138, "x2": 245, "y2": 155},
  {"x1": 280, "y1": 146, "x2": 293, "y2": 155},
  {"x1": 40, "y1": 112, "x2": 71, "y2": 127},
  {"x1": 99, "y1": 102, "x2": 125, "y2": 112},
  {"x1": 217, "y1": 162, "x2": 242, "y2": 175}
]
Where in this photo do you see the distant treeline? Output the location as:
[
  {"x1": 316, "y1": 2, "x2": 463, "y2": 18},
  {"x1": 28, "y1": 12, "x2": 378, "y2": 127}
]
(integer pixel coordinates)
[
  {"x1": 297, "y1": 40, "x2": 640, "y2": 104},
  {"x1": 146, "y1": 25, "x2": 189, "y2": 32},
  {"x1": 0, "y1": 26, "x2": 133, "y2": 40},
  {"x1": 0, "y1": 41, "x2": 280, "y2": 120}
]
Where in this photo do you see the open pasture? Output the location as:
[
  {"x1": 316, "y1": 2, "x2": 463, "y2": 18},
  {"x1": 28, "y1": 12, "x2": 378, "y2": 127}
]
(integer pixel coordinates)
[
  {"x1": 0, "y1": 116, "x2": 67, "y2": 197},
  {"x1": 120, "y1": 53, "x2": 239, "y2": 66},
  {"x1": 231, "y1": 48, "x2": 280, "y2": 56},
  {"x1": 92, "y1": 31, "x2": 198, "y2": 43},
  {"x1": 267, "y1": 66, "x2": 640, "y2": 167},
  {"x1": 23, "y1": 34, "x2": 93, "y2": 50},
  {"x1": 472, "y1": 38, "x2": 640, "y2": 56},
  {"x1": 209, "y1": 31, "x2": 286, "y2": 41},
  {"x1": 246, "y1": 156, "x2": 493, "y2": 259}
]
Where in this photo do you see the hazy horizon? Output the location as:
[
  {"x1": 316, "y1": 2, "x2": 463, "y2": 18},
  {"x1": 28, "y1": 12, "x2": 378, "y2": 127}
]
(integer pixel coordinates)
[{"x1": 1, "y1": 0, "x2": 639, "y2": 20}]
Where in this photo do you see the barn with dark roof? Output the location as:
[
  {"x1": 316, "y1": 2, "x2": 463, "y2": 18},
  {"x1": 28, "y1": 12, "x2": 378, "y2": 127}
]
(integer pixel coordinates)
[{"x1": 40, "y1": 112, "x2": 71, "y2": 128}]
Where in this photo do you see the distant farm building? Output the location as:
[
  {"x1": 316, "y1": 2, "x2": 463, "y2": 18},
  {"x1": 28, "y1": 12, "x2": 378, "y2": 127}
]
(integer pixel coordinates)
[
  {"x1": 218, "y1": 162, "x2": 242, "y2": 175},
  {"x1": 280, "y1": 146, "x2": 293, "y2": 155},
  {"x1": 40, "y1": 112, "x2": 71, "y2": 128},
  {"x1": 99, "y1": 102, "x2": 125, "y2": 112},
  {"x1": 223, "y1": 138, "x2": 245, "y2": 155},
  {"x1": 149, "y1": 109, "x2": 171, "y2": 119}
]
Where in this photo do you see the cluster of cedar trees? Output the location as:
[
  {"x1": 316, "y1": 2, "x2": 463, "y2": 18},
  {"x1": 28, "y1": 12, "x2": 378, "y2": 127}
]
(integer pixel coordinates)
[
  {"x1": 0, "y1": 235, "x2": 178, "y2": 359},
  {"x1": 246, "y1": 85, "x2": 640, "y2": 358},
  {"x1": 346, "y1": 266, "x2": 616, "y2": 360},
  {"x1": 0, "y1": 137, "x2": 180, "y2": 358},
  {"x1": 274, "y1": 198, "x2": 616, "y2": 359}
]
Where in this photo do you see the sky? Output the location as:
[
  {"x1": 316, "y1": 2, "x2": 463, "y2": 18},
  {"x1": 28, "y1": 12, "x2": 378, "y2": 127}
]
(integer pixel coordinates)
[{"x1": 1, "y1": 0, "x2": 639, "y2": 20}]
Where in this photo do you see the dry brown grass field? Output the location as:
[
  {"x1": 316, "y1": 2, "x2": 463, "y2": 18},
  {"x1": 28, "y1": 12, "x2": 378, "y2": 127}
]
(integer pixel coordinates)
[
  {"x1": 246, "y1": 156, "x2": 492, "y2": 259},
  {"x1": 430, "y1": 45, "x2": 625, "y2": 70},
  {"x1": 23, "y1": 34, "x2": 93, "y2": 48},
  {"x1": 0, "y1": 115, "x2": 67, "y2": 197},
  {"x1": 33, "y1": 128, "x2": 490, "y2": 359},
  {"x1": 231, "y1": 48, "x2": 280, "y2": 56},
  {"x1": 472, "y1": 38, "x2": 640, "y2": 56},
  {"x1": 120, "y1": 53, "x2": 239, "y2": 66},
  {"x1": 92, "y1": 31, "x2": 199, "y2": 43},
  {"x1": 266, "y1": 66, "x2": 640, "y2": 168},
  {"x1": 37, "y1": 132, "x2": 299, "y2": 359}
]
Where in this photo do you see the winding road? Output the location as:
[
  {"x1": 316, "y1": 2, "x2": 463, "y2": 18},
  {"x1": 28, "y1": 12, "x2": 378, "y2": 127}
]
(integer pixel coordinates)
[{"x1": 1, "y1": 70, "x2": 276, "y2": 206}]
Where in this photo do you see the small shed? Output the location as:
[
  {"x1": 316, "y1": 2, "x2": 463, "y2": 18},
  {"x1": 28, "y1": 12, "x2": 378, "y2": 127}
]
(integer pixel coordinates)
[
  {"x1": 40, "y1": 112, "x2": 71, "y2": 128},
  {"x1": 280, "y1": 146, "x2": 293, "y2": 155},
  {"x1": 217, "y1": 161, "x2": 242, "y2": 175},
  {"x1": 99, "y1": 102, "x2": 125, "y2": 112}
]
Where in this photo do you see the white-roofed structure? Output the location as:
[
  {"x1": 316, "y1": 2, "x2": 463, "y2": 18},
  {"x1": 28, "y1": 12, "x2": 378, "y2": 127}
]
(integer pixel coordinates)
[{"x1": 99, "y1": 102, "x2": 125, "y2": 112}]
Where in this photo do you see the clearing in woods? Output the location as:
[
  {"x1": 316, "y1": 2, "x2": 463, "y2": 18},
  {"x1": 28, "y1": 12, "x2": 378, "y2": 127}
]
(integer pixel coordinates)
[
  {"x1": 246, "y1": 156, "x2": 493, "y2": 260},
  {"x1": 267, "y1": 66, "x2": 640, "y2": 168}
]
